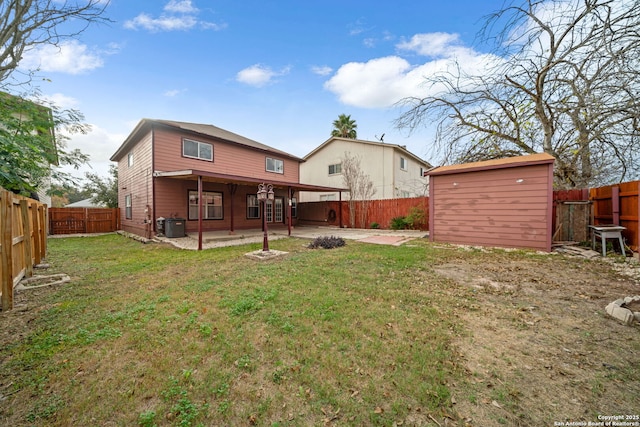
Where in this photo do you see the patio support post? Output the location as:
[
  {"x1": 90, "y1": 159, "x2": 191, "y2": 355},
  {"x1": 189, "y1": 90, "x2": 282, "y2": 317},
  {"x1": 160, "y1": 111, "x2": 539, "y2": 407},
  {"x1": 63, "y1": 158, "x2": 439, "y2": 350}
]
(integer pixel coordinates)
[
  {"x1": 198, "y1": 175, "x2": 203, "y2": 251},
  {"x1": 228, "y1": 184, "x2": 237, "y2": 234},
  {"x1": 287, "y1": 186, "x2": 293, "y2": 236}
]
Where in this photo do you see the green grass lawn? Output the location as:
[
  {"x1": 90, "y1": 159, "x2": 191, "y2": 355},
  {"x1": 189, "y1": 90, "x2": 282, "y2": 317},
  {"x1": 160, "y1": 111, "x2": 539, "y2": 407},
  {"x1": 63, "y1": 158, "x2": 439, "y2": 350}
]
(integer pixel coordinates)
[{"x1": 1, "y1": 234, "x2": 470, "y2": 426}]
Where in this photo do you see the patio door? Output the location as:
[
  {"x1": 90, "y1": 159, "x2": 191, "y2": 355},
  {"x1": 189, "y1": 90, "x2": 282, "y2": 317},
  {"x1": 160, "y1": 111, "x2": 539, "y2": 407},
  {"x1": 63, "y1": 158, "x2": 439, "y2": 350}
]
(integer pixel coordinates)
[{"x1": 266, "y1": 198, "x2": 284, "y2": 223}]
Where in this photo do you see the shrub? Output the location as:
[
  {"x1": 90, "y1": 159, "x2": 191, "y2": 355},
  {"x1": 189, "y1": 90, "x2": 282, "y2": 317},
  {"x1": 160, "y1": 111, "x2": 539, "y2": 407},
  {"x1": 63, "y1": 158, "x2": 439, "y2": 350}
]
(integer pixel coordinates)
[
  {"x1": 405, "y1": 206, "x2": 427, "y2": 230},
  {"x1": 370, "y1": 222, "x2": 380, "y2": 229},
  {"x1": 308, "y1": 235, "x2": 346, "y2": 249},
  {"x1": 390, "y1": 216, "x2": 409, "y2": 230}
]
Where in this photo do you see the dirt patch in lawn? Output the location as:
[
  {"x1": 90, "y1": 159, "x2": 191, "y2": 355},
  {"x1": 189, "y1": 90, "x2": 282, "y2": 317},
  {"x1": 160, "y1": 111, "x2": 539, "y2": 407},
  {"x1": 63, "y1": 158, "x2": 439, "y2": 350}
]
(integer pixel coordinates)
[{"x1": 435, "y1": 250, "x2": 640, "y2": 426}]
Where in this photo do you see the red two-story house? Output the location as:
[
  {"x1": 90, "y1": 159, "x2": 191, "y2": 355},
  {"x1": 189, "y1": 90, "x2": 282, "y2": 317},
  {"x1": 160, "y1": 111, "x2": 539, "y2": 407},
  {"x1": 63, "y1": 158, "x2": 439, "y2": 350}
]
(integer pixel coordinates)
[{"x1": 110, "y1": 119, "x2": 344, "y2": 243}]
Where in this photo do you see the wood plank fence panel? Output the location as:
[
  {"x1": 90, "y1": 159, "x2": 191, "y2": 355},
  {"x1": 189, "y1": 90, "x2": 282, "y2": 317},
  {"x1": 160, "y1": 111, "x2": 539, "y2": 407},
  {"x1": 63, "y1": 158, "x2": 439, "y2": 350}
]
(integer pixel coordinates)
[
  {"x1": 552, "y1": 189, "x2": 590, "y2": 242},
  {"x1": 298, "y1": 197, "x2": 429, "y2": 230},
  {"x1": 0, "y1": 188, "x2": 48, "y2": 311},
  {"x1": 590, "y1": 180, "x2": 639, "y2": 252},
  {"x1": 48, "y1": 208, "x2": 120, "y2": 235}
]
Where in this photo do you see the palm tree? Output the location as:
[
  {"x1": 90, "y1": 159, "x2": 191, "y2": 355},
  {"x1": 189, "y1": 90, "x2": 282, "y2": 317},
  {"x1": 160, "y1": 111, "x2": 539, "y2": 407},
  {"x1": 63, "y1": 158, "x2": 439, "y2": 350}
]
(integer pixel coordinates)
[{"x1": 331, "y1": 114, "x2": 357, "y2": 139}]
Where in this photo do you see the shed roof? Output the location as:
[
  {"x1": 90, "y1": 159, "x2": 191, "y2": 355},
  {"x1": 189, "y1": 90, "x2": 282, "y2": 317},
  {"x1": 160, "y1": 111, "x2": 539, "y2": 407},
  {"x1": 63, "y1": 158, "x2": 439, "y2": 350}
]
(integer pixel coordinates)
[
  {"x1": 427, "y1": 153, "x2": 555, "y2": 176},
  {"x1": 110, "y1": 119, "x2": 301, "y2": 162}
]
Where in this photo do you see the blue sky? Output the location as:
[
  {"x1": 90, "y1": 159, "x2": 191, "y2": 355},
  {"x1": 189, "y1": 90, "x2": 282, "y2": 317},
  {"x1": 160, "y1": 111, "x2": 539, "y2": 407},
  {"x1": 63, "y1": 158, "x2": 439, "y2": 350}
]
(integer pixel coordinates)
[{"x1": 19, "y1": 0, "x2": 508, "y2": 180}]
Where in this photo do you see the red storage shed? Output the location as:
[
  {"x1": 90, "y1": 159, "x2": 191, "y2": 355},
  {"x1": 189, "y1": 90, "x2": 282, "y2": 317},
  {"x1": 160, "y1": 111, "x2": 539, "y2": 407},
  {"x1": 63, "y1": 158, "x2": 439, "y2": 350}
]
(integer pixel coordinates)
[{"x1": 427, "y1": 153, "x2": 555, "y2": 251}]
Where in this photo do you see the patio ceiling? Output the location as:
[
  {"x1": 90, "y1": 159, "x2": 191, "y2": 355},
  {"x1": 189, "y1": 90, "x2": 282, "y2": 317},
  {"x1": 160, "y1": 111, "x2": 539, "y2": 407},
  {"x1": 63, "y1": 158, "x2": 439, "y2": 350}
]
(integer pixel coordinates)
[{"x1": 153, "y1": 169, "x2": 347, "y2": 193}]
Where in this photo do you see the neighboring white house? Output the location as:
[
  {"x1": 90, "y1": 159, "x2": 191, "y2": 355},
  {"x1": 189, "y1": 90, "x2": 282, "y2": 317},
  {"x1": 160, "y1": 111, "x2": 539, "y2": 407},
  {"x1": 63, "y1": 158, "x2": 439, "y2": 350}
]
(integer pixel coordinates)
[
  {"x1": 299, "y1": 137, "x2": 432, "y2": 202},
  {"x1": 65, "y1": 196, "x2": 105, "y2": 208}
]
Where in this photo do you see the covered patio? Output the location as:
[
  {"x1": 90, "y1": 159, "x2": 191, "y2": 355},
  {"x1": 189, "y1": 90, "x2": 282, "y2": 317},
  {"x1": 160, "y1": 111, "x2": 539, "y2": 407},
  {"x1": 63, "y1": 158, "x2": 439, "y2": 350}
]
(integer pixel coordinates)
[{"x1": 152, "y1": 169, "x2": 347, "y2": 250}]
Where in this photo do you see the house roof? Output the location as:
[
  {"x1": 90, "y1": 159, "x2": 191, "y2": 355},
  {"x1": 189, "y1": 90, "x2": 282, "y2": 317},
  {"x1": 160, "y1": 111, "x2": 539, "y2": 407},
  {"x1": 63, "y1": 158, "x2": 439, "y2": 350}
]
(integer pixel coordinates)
[
  {"x1": 303, "y1": 136, "x2": 433, "y2": 168},
  {"x1": 65, "y1": 197, "x2": 105, "y2": 208},
  {"x1": 110, "y1": 119, "x2": 302, "y2": 162},
  {"x1": 153, "y1": 169, "x2": 347, "y2": 193},
  {"x1": 427, "y1": 153, "x2": 555, "y2": 176}
]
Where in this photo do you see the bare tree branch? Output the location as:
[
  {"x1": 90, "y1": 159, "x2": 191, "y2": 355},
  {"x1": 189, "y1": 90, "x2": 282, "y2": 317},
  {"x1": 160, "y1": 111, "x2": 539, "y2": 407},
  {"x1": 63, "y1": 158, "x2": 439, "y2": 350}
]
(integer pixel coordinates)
[
  {"x1": 0, "y1": 0, "x2": 111, "y2": 83},
  {"x1": 396, "y1": 0, "x2": 640, "y2": 188}
]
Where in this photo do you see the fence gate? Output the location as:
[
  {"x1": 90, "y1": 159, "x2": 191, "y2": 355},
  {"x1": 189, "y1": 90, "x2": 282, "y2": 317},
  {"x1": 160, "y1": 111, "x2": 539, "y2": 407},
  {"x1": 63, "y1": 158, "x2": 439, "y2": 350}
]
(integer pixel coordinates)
[{"x1": 49, "y1": 208, "x2": 120, "y2": 235}]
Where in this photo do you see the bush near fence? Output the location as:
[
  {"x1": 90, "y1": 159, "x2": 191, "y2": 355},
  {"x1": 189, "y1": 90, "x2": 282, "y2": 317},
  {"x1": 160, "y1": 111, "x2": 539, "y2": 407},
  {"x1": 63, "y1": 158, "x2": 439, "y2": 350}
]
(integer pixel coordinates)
[{"x1": 0, "y1": 188, "x2": 48, "y2": 311}]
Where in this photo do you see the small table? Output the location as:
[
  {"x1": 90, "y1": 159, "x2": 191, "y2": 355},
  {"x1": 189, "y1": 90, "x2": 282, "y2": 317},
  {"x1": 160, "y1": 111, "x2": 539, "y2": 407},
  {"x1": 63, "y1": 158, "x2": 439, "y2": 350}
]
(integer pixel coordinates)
[{"x1": 589, "y1": 225, "x2": 626, "y2": 257}]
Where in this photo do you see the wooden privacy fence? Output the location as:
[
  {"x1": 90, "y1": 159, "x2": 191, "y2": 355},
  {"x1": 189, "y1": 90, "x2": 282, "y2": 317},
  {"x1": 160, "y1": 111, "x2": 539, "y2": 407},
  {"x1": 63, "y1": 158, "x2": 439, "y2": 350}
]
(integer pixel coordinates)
[
  {"x1": 590, "y1": 180, "x2": 640, "y2": 252},
  {"x1": 49, "y1": 207, "x2": 120, "y2": 235},
  {"x1": 1, "y1": 188, "x2": 48, "y2": 311},
  {"x1": 298, "y1": 197, "x2": 429, "y2": 230},
  {"x1": 553, "y1": 189, "x2": 591, "y2": 242}
]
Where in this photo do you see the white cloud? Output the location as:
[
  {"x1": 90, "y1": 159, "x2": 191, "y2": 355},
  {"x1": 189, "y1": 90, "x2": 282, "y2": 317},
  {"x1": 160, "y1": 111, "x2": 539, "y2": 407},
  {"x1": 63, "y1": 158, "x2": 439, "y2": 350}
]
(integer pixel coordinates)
[
  {"x1": 325, "y1": 32, "x2": 501, "y2": 108},
  {"x1": 57, "y1": 124, "x2": 127, "y2": 179},
  {"x1": 40, "y1": 93, "x2": 80, "y2": 109},
  {"x1": 124, "y1": 13, "x2": 197, "y2": 31},
  {"x1": 163, "y1": 88, "x2": 186, "y2": 97},
  {"x1": 397, "y1": 33, "x2": 465, "y2": 58},
  {"x1": 125, "y1": 1, "x2": 225, "y2": 32},
  {"x1": 311, "y1": 65, "x2": 333, "y2": 76},
  {"x1": 20, "y1": 40, "x2": 104, "y2": 74},
  {"x1": 236, "y1": 64, "x2": 290, "y2": 87},
  {"x1": 164, "y1": 0, "x2": 198, "y2": 13}
]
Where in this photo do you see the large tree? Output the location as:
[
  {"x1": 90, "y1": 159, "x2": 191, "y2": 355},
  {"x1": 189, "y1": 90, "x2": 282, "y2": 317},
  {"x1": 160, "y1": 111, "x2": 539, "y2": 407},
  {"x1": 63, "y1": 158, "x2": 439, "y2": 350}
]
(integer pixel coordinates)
[
  {"x1": 331, "y1": 114, "x2": 358, "y2": 139},
  {"x1": 0, "y1": 90, "x2": 89, "y2": 196},
  {"x1": 0, "y1": 0, "x2": 110, "y2": 84},
  {"x1": 0, "y1": 1, "x2": 108, "y2": 195},
  {"x1": 396, "y1": 0, "x2": 640, "y2": 188},
  {"x1": 83, "y1": 164, "x2": 118, "y2": 208},
  {"x1": 341, "y1": 152, "x2": 376, "y2": 227}
]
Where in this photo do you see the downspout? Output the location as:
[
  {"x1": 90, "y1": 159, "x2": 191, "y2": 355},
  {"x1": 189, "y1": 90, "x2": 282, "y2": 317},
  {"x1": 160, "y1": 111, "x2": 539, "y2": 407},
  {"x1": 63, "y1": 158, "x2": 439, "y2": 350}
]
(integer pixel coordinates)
[{"x1": 151, "y1": 126, "x2": 156, "y2": 237}]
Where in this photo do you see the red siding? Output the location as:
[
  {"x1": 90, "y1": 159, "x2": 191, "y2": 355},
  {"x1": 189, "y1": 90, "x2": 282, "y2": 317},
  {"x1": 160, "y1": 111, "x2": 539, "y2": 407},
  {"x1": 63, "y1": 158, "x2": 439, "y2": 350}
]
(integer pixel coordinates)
[
  {"x1": 430, "y1": 163, "x2": 553, "y2": 251},
  {"x1": 117, "y1": 131, "x2": 154, "y2": 237},
  {"x1": 153, "y1": 128, "x2": 300, "y2": 183},
  {"x1": 153, "y1": 180, "x2": 295, "y2": 233}
]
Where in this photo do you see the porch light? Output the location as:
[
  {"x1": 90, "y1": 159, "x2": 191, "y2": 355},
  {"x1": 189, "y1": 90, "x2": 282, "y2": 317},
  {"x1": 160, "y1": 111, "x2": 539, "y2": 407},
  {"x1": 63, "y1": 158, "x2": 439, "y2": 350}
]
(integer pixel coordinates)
[{"x1": 257, "y1": 183, "x2": 274, "y2": 251}]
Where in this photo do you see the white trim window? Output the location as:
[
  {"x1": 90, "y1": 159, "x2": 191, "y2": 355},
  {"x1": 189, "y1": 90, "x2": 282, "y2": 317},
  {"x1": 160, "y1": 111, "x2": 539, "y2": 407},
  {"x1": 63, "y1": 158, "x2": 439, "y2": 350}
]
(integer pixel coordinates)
[
  {"x1": 328, "y1": 163, "x2": 342, "y2": 175},
  {"x1": 266, "y1": 157, "x2": 284, "y2": 174},
  {"x1": 400, "y1": 157, "x2": 407, "y2": 171},
  {"x1": 183, "y1": 138, "x2": 213, "y2": 161},
  {"x1": 291, "y1": 197, "x2": 297, "y2": 218},
  {"x1": 247, "y1": 194, "x2": 260, "y2": 219},
  {"x1": 127, "y1": 152, "x2": 134, "y2": 167},
  {"x1": 125, "y1": 194, "x2": 132, "y2": 219},
  {"x1": 188, "y1": 191, "x2": 223, "y2": 220}
]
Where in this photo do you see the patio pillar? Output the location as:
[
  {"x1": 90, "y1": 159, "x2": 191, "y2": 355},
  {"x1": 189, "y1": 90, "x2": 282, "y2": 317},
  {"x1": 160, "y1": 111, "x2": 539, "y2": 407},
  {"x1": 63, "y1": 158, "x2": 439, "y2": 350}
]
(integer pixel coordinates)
[
  {"x1": 287, "y1": 186, "x2": 293, "y2": 236},
  {"x1": 228, "y1": 184, "x2": 238, "y2": 235},
  {"x1": 198, "y1": 175, "x2": 203, "y2": 251}
]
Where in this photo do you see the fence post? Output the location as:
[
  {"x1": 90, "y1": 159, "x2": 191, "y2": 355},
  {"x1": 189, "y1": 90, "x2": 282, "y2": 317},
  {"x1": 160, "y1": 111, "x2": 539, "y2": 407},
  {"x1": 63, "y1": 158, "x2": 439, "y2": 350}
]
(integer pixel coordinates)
[
  {"x1": 612, "y1": 186, "x2": 620, "y2": 225},
  {"x1": 40, "y1": 205, "x2": 47, "y2": 257},
  {"x1": 1, "y1": 190, "x2": 14, "y2": 311},
  {"x1": 32, "y1": 202, "x2": 42, "y2": 265},
  {"x1": 20, "y1": 199, "x2": 33, "y2": 277}
]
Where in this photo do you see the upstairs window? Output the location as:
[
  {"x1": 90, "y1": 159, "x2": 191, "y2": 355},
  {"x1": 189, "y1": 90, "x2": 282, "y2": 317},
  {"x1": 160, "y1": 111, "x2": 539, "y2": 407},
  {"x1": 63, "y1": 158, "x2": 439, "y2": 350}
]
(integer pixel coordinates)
[
  {"x1": 183, "y1": 138, "x2": 213, "y2": 161},
  {"x1": 266, "y1": 157, "x2": 284, "y2": 174},
  {"x1": 400, "y1": 157, "x2": 407, "y2": 171},
  {"x1": 127, "y1": 152, "x2": 134, "y2": 167},
  {"x1": 328, "y1": 163, "x2": 342, "y2": 175}
]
